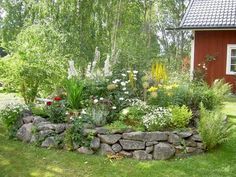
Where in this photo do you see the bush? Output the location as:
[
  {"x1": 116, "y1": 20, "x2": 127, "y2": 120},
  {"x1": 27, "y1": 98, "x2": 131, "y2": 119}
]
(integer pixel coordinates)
[
  {"x1": 198, "y1": 104, "x2": 232, "y2": 150},
  {"x1": 0, "y1": 104, "x2": 29, "y2": 138},
  {"x1": 142, "y1": 107, "x2": 172, "y2": 131},
  {"x1": 170, "y1": 105, "x2": 192, "y2": 128},
  {"x1": 46, "y1": 98, "x2": 66, "y2": 123}
]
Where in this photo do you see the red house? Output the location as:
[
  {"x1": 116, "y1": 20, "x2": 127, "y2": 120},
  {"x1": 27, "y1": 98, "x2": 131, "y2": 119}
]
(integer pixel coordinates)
[{"x1": 180, "y1": 0, "x2": 236, "y2": 91}]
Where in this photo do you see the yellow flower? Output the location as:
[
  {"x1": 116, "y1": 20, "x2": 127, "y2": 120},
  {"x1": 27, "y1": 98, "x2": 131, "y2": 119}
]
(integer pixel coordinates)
[{"x1": 148, "y1": 86, "x2": 158, "y2": 92}]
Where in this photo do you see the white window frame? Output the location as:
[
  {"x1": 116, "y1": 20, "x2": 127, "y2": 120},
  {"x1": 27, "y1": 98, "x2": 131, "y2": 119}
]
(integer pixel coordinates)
[{"x1": 226, "y1": 44, "x2": 236, "y2": 75}]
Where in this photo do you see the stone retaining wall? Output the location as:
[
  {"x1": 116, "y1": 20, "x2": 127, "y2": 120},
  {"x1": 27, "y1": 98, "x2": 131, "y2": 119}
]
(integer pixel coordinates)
[{"x1": 16, "y1": 116, "x2": 205, "y2": 160}]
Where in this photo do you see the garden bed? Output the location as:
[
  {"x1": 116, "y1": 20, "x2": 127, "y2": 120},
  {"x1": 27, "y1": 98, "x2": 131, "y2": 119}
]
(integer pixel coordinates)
[{"x1": 16, "y1": 115, "x2": 205, "y2": 161}]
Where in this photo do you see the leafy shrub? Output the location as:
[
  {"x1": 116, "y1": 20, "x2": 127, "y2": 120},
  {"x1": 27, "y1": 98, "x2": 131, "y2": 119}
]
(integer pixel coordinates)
[
  {"x1": 147, "y1": 87, "x2": 171, "y2": 107},
  {"x1": 0, "y1": 104, "x2": 29, "y2": 138},
  {"x1": 142, "y1": 107, "x2": 172, "y2": 131},
  {"x1": 46, "y1": 98, "x2": 66, "y2": 123},
  {"x1": 170, "y1": 105, "x2": 192, "y2": 128},
  {"x1": 64, "y1": 78, "x2": 84, "y2": 110},
  {"x1": 198, "y1": 104, "x2": 232, "y2": 150}
]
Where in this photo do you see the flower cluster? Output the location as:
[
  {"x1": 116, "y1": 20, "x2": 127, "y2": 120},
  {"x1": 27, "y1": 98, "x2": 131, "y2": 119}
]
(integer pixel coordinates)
[{"x1": 142, "y1": 107, "x2": 172, "y2": 131}]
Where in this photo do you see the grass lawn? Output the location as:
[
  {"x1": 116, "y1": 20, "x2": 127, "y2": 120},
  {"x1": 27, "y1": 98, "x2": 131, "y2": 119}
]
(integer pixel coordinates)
[{"x1": 0, "y1": 96, "x2": 235, "y2": 177}]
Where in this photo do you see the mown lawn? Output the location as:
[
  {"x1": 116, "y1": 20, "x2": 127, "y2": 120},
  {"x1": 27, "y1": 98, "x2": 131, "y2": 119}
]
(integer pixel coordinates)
[{"x1": 0, "y1": 97, "x2": 236, "y2": 177}]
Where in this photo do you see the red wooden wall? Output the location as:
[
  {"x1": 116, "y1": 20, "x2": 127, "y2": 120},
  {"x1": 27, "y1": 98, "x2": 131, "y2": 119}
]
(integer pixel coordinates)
[{"x1": 194, "y1": 30, "x2": 236, "y2": 92}]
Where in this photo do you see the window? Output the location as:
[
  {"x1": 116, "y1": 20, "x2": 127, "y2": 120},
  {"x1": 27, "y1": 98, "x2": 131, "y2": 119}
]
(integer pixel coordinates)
[{"x1": 226, "y1": 44, "x2": 236, "y2": 75}]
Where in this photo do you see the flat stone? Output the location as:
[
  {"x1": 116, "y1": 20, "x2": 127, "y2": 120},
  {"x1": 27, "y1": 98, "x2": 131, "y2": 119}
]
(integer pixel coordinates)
[
  {"x1": 16, "y1": 123, "x2": 33, "y2": 142},
  {"x1": 99, "y1": 143, "x2": 115, "y2": 155},
  {"x1": 33, "y1": 117, "x2": 47, "y2": 125},
  {"x1": 119, "y1": 140, "x2": 145, "y2": 150},
  {"x1": 133, "y1": 150, "x2": 152, "y2": 160},
  {"x1": 41, "y1": 137, "x2": 57, "y2": 148},
  {"x1": 95, "y1": 127, "x2": 110, "y2": 134},
  {"x1": 146, "y1": 141, "x2": 159, "y2": 146},
  {"x1": 153, "y1": 143, "x2": 175, "y2": 160},
  {"x1": 168, "y1": 133, "x2": 181, "y2": 145},
  {"x1": 146, "y1": 146, "x2": 154, "y2": 153},
  {"x1": 77, "y1": 147, "x2": 94, "y2": 155},
  {"x1": 55, "y1": 124, "x2": 66, "y2": 133},
  {"x1": 37, "y1": 124, "x2": 56, "y2": 131},
  {"x1": 185, "y1": 140, "x2": 197, "y2": 147},
  {"x1": 111, "y1": 143, "x2": 122, "y2": 153},
  {"x1": 38, "y1": 130, "x2": 54, "y2": 140},
  {"x1": 82, "y1": 129, "x2": 97, "y2": 136},
  {"x1": 99, "y1": 134, "x2": 122, "y2": 144},
  {"x1": 122, "y1": 131, "x2": 168, "y2": 142},
  {"x1": 90, "y1": 137, "x2": 100, "y2": 150},
  {"x1": 118, "y1": 151, "x2": 133, "y2": 158},
  {"x1": 178, "y1": 131, "x2": 193, "y2": 138},
  {"x1": 197, "y1": 143, "x2": 205, "y2": 149},
  {"x1": 23, "y1": 116, "x2": 34, "y2": 124},
  {"x1": 186, "y1": 147, "x2": 197, "y2": 153},
  {"x1": 191, "y1": 134, "x2": 202, "y2": 142}
]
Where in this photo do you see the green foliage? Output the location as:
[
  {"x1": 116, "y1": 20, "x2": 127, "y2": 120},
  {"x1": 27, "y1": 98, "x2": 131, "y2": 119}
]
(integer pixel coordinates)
[
  {"x1": 46, "y1": 100, "x2": 66, "y2": 124},
  {"x1": 31, "y1": 106, "x2": 48, "y2": 118},
  {"x1": 0, "y1": 104, "x2": 28, "y2": 138},
  {"x1": 170, "y1": 105, "x2": 192, "y2": 128},
  {"x1": 198, "y1": 104, "x2": 232, "y2": 150},
  {"x1": 64, "y1": 78, "x2": 84, "y2": 110}
]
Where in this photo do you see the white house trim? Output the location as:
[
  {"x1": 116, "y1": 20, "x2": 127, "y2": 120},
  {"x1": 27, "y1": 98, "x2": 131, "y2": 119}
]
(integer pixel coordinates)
[
  {"x1": 190, "y1": 31, "x2": 195, "y2": 79},
  {"x1": 226, "y1": 44, "x2": 236, "y2": 75}
]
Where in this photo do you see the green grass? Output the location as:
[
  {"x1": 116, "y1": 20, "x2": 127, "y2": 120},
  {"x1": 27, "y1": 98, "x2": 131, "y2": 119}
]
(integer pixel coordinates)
[{"x1": 0, "y1": 95, "x2": 236, "y2": 177}]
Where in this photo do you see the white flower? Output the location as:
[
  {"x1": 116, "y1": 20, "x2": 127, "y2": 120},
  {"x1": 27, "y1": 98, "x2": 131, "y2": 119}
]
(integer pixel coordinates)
[
  {"x1": 127, "y1": 70, "x2": 131, "y2": 73},
  {"x1": 122, "y1": 87, "x2": 127, "y2": 91},
  {"x1": 81, "y1": 109, "x2": 86, "y2": 114},
  {"x1": 121, "y1": 82, "x2": 126, "y2": 86},
  {"x1": 112, "y1": 106, "x2": 117, "y2": 110},
  {"x1": 124, "y1": 91, "x2": 129, "y2": 94},
  {"x1": 121, "y1": 73, "x2": 126, "y2": 77},
  {"x1": 133, "y1": 70, "x2": 138, "y2": 74},
  {"x1": 119, "y1": 97, "x2": 124, "y2": 101},
  {"x1": 94, "y1": 99, "x2": 99, "y2": 104},
  {"x1": 100, "y1": 97, "x2": 104, "y2": 101}
]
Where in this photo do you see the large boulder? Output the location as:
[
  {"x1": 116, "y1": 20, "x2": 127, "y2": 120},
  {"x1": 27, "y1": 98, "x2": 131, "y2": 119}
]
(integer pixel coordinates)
[
  {"x1": 168, "y1": 133, "x2": 181, "y2": 145},
  {"x1": 122, "y1": 132, "x2": 146, "y2": 141},
  {"x1": 16, "y1": 123, "x2": 33, "y2": 142},
  {"x1": 122, "y1": 131, "x2": 168, "y2": 142},
  {"x1": 32, "y1": 117, "x2": 47, "y2": 125},
  {"x1": 119, "y1": 140, "x2": 145, "y2": 150},
  {"x1": 22, "y1": 116, "x2": 34, "y2": 124},
  {"x1": 54, "y1": 124, "x2": 66, "y2": 133},
  {"x1": 133, "y1": 150, "x2": 152, "y2": 160},
  {"x1": 99, "y1": 134, "x2": 122, "y2": 144},
  {"x1": 153, "y1": 143, "x2": 175, "y2": 160},
  {"x1": 90, "y1": 137, "x2": 101, "y2": 150},
  {"x1": 99, "y1": 143, "x2": 115, "y2": 155},
  {"x1": 41, "y1": 137, "x2": 57, "y2": 148}
]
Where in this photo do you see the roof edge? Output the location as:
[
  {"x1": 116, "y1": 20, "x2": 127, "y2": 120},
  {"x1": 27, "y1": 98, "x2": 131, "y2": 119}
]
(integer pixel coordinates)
[{"x1": 180, "y1": 0, "x2": 194, "y2": 27}]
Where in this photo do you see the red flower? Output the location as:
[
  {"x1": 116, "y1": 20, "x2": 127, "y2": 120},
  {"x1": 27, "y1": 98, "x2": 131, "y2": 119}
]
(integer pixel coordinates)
[
  {"x1": 46, "y1": 101, "x2": 52, "y2": 106},
  {"x1": 54, "y1": 96, "x2": 62, "y2": 101}
]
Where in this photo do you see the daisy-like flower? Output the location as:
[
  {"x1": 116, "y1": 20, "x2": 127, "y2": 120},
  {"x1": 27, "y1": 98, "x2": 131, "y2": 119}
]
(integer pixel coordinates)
[
  {"x1": 122, "y1": 87, "x2": 127, "y2": 91},
  {"x1": 124, "y1": 91, "x2": 129, "y2": 94},
  {"x1": 100, "y1": 97, "x2": 104, "y2": 101},
  {"x1": 112, "y1": 106, "x2": 117, "y2": 110},
  {"x1": 133, "y1": 70, "x2": 138, "y2": 74},
  {"x1": 119, "y1": 97, "x2": 124, "y2": 101},
  {"x1": 94, "y1": 99, "x2": 99, "y2": 104},
  {"x1": 121, "y1": 73, "x2": 126, "y2": 77},
  {"x1": 121, "y1": 82, "x2": 126, "y2": 86}
]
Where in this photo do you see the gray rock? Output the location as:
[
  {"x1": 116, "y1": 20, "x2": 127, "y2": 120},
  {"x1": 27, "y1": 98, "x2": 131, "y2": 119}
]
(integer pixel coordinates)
[
  {"x1": 185, "y1": 140, "x2": 197, "y2": 147},
  {"x1": 16, "y1": 123, "x2": 33, "y2": 142},
  {"x1": 99, "y1": 134, "x2": 122, "y2": 144},
  {"x1": 118, "y1": 151, "x2": 133, "y2": 158},
  {"x1": 77, "y1": 147, "x2": 94, "y2": 155},
  {"x1": 191, "y1": 134, "x2": 202, "y2": 142},
  {"x1": 119, "y1": 140, "x2": 145, "y2": 150},
  {"x1": 82, "y1": 129, "x2": 97, "y2": 136},
  {"x1": 186, "y1": 147, "x2": 197, "y2": 153},
  {"x1": 90, "y1": 137, "x2": 100, "y2": 150},
  {"x1": 41, "y1": 137, "x2": 57, "y2": 148},
  {"x1": 146, "y1": 146, "x2": 154, "y2": 153},
  {"x1": 133, "y1": 150, "x2": 152, "y2": 160},
  {"x1": 168, "y1": 133, "x2": 181, "y2": 145},
  {"x1": 146, "y1": 141, "x2": 159, "y2": 146},
  {"x1": 175, "y1": 145, "x2": 184, "y2": 154},
  {"x1": 122, "y1": 131, "x2": 168, "y2": 142},
  {"x1": 153, "y1": 143, "x2": 175, "y2": 160},
  {"x1": 122, "y1": 131, "x2": 146, "y2": 141},
  {"x1": 178, "y1": 131, "x2": 193, "y2": 138},
  {"x1": 23, "y1": 116, "x2": 34, "y2": 124},
  {"x1": 37, "y1": 123, "x2": 56, "y2": 131},
  {"x1": 95, "y1": 127, "x2": 110, "y2": 134},
  {"x1": 83, "y1": 123, "x2": 95, "y2": 129},
  {"x1": 197, "y1": 143, "x2": 205, "y2": 149},
  {"x1": 73, "y1": 142, "x2": 80, "y2": 150},
  {"x1": 38, "y1": 130, "x2": 54, "y2": 140},
  {"x1": 30, "y1": 135, "x2": 39, "y2": 143},
  {"x1": 99, "y1": 143, "x2": 115, "y2": 155},
  {"x1": 112, "y1": 143, "x2": 122, "y2": 153},
  {"x1": 55, "y1": 124, "x2": 66, "y2": 133},
  {"x1": 33, "y1": 117, "x2": 47, "y2": 125}
]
